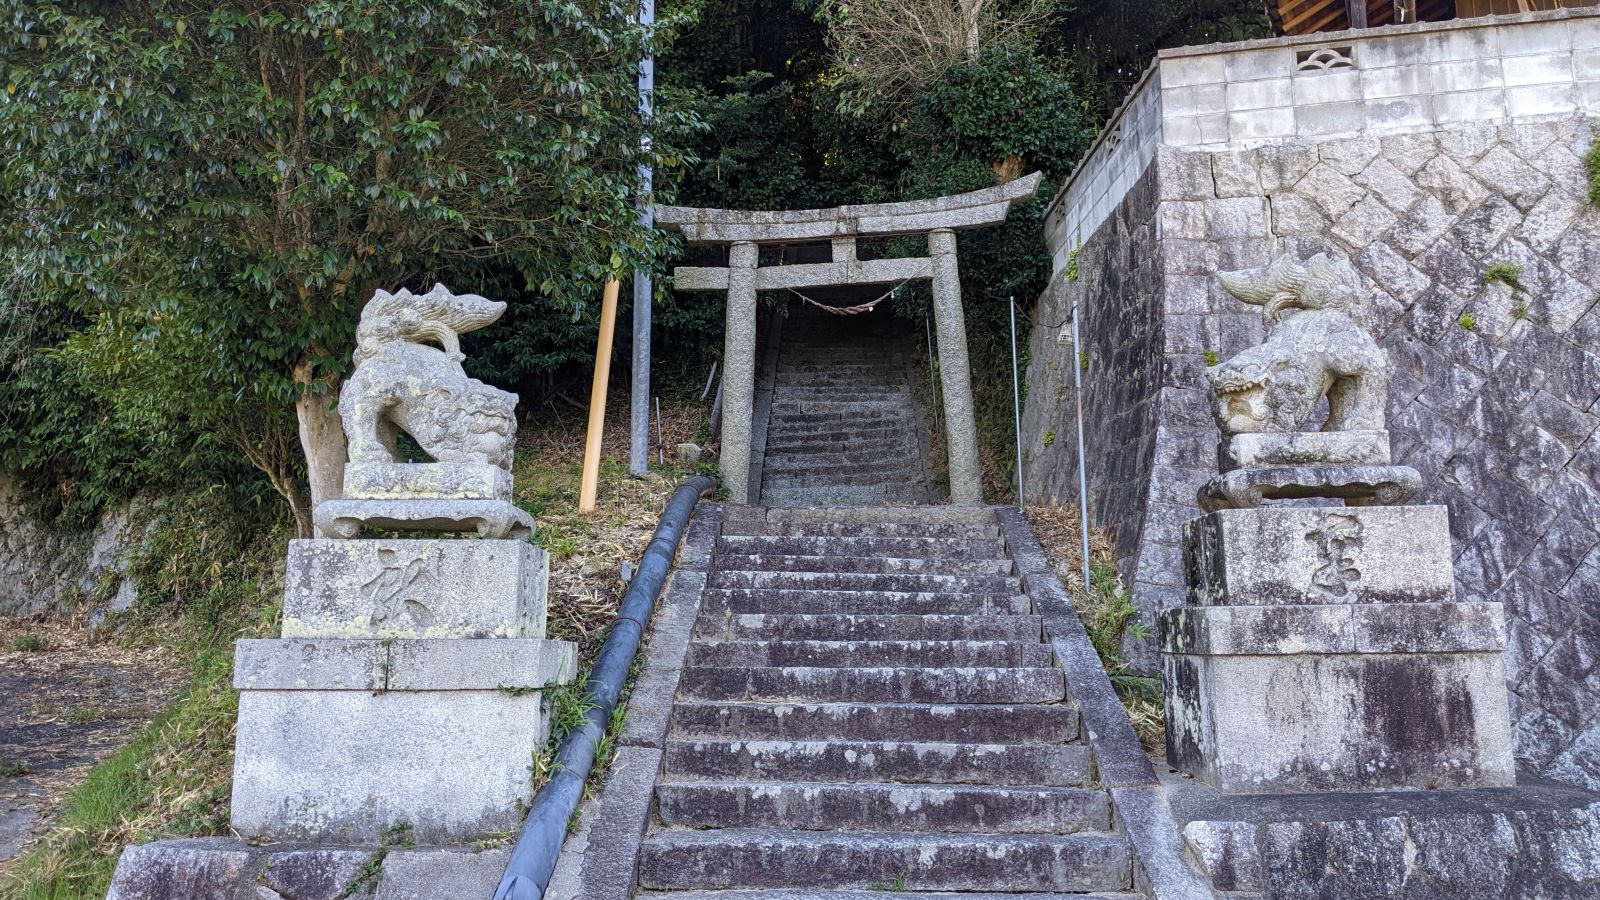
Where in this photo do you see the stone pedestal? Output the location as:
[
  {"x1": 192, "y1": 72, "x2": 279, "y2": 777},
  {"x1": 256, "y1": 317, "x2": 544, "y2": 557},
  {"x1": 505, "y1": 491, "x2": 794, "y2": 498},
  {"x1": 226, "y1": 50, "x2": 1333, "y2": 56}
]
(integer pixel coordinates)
[
  {"x1": 232, "y1": 537, "x2": 575, "y2": 843},
  {"x1": 1162, "y1": 505, "x2": 1515, "y2": 794}
]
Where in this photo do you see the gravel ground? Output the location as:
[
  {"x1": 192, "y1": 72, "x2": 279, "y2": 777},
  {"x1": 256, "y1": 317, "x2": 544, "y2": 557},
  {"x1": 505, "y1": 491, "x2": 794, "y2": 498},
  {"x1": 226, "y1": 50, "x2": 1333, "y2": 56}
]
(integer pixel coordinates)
[{"x1": 0, "y1": 618, "x2": 185, "y2": 870}]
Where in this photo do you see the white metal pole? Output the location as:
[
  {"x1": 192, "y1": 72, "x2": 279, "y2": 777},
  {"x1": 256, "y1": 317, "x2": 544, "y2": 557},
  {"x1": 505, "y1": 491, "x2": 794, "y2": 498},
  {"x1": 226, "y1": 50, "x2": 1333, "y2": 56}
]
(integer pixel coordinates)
[
  {"x1": 628, "y1": 0, "x2": 656, "y2": 477},
  {"x1": 1009, "y1": 296, "x2": 1024, "y2": 512},
  {"x1": 1070, "y1": 299, "x2": 1091, "y2": 592}
]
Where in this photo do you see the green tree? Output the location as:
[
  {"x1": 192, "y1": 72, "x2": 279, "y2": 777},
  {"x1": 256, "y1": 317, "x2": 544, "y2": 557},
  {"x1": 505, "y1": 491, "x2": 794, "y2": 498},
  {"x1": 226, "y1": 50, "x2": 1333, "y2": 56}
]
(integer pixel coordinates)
[{"x1": 2, "y1": 1, "x2": 690, "y2": 535}]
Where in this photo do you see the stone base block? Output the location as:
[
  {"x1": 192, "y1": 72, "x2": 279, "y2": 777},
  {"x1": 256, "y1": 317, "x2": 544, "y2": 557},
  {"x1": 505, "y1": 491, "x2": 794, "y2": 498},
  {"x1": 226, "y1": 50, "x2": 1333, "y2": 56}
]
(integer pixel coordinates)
[
  {"x1": 230, "y1": 637, "x2": 574, "y2": 843},
  {"x1": 314, "y1": 497, "x2": 533, "y2": 540},
  {"x1": 1197, "y1": 463, "x2": 1421, "y2": 511},
  {"x1": 282, "y1": 538, "x2": 548, "y2": 639},
  {"x1": 1186, "y1": 506, "x2": 1455, "y2": 606},
  {"x1": 106, "y1": 837, "x2": 508, "y2": 899},
  {"x1": 1161, "y1": 603, "x2": 1515, "y2": 793},
  {"x1": 1167, "y1": 771, "x2": 1600, "y2": 898},
  {"x1": 1222, "y1": 431, "x2": 1391, "y2": 470},
  {"x1": 343, "y1": 461, "x2": 512, "y2": 501}
]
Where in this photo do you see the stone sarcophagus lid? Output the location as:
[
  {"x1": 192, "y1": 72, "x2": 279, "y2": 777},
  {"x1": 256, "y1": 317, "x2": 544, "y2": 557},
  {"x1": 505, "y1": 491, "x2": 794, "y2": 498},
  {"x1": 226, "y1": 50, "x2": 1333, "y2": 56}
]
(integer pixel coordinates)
[{"x1": 1161, "y1": 254, "x2": 1515, "y2": 794}]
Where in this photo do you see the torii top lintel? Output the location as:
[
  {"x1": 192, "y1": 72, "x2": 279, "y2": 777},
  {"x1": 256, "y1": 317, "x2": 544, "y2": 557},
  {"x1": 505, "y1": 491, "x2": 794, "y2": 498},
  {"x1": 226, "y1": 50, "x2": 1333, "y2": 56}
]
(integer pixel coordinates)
[{"x1": 654, "y1": 172, "x2": 1042, "y2": 245}]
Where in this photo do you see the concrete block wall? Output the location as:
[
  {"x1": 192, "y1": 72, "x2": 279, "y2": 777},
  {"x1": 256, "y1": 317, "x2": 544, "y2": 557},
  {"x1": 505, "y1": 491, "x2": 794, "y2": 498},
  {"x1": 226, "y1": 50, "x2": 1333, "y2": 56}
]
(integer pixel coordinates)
[{"x1": 1026, "y1": 8, "x2": 1600, "y2": 790}]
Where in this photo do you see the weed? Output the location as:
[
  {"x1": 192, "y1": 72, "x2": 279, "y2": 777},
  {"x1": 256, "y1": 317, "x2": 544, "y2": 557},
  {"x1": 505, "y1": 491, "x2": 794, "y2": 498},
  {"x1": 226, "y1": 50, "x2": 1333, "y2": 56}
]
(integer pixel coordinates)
[
  {"x1": 1064, "y1": 244, "x2": 1080, "y2": 281},
  {"x1": 1077, "y1": 350, "x2": 1089, "y2": 372},
  {"x1": 67, "y1": 706, "x2": 105, "y2": 724},
  {"x1": 1513, "y1": 297, "x2": 1529, "y2": 320},
  {"x1": 1586, "y1": 139, "x2": 1600, "y2": 207},
  {"x1": 12, "y1": 633, "x2": 47, "y2": 652},
  {"x1": 1482, "y1": 262, "x2": 1526, "y2": 292},
  {"x1": 1042, "y1": 428, "x2": 1056, "y2": 447},
  {"x1": 333, "y1": 821, "x2": 413, "y2": 898},
  {"x1": 869, "y1": 873, "x2": 909, "y2": 891},
  {"x1": 497, "y1": 684, "x2": 540, "y2": 698},
  {"x1": 1203, "y1": 349, "x2": 1220, "y2": 366},
  {"x1": 1458, "y1": 311, "x2": 1476, "y2": 331},
  {"x1": 1, "y1": 760, "x2": 31, "y2": 777}
]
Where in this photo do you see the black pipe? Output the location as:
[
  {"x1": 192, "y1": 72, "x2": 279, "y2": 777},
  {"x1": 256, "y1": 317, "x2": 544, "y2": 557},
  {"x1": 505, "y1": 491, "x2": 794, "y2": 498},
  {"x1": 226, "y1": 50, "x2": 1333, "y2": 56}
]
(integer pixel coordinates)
[{"x1": 492, "y1": 474, "x2": 717, "y2": 900}]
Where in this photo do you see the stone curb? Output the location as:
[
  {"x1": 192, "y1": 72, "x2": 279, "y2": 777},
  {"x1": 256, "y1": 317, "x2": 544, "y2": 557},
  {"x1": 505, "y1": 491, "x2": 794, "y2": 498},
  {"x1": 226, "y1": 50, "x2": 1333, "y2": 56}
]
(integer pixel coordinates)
[
  {"x1": 547, "y1": 501, "x2": 721, "y2": 900},
  {"x1": 995, "y1": 506, "x2": 1216, "y2": 900}
]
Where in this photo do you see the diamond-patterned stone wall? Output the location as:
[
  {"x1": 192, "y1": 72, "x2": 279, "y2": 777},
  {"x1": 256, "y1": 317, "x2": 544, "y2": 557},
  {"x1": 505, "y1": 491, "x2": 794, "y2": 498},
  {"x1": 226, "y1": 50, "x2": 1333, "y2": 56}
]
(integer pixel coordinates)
[{"x1": 1025, "y1": 117, "x2": 1600, "y2": 789}]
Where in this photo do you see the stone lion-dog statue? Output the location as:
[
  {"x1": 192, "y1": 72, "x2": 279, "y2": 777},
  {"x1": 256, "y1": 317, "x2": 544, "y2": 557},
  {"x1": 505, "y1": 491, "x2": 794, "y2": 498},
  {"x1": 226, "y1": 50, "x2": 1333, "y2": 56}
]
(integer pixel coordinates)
[
  {"x1": 340, "y1": 283, "x2": 518, "y2": 470},
  {"x1": 1209, "y1": 253, "x2": 1389, "y2": 436}
]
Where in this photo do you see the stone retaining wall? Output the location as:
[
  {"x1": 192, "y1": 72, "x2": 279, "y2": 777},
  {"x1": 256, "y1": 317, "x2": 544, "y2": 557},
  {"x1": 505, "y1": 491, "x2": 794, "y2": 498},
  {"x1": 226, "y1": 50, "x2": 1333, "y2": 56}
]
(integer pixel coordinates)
[
  {"x1": 1026, "y1": 9, "x2": 1600, "y2": 790},
  {"x1": 0, "y1": 476, "x2": 144, "y2": 617}
]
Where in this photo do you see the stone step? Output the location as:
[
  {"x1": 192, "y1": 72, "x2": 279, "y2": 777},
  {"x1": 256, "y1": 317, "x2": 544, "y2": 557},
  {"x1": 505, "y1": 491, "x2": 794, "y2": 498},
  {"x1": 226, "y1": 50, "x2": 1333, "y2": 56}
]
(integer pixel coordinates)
[
  {"x1": 703, "y1": 588, "x2": 1031, "y2": 617},
  {"x1": 760, "y1": 466, "x2": 919, "y2": 485},
  {"x1": 655, "y1": 781, "x2": 1112, "y2": 834},
  {"x1": 668, "y1": 701, "x2": 1079, "y2": 743},
  {"x1": 678, "y1": 665, "x2": 1065, "y2": 704},
  {"x1": 725, "y1": 506, "x2": 995, "y2": 526},
  {"x1": 772, "y1": 386, "x2": 910, "y2": 398},
  {"x1": 760, "y1": 457, "x2": 920, "y2": 477},
  {"x1": 718, "y1": 535, "x2": 1005, "y2": 559},
  {"x1": 708, "y1": 570, "x2": 1020, "y2": 593},
  {"x1": 771, "y1": 401, "x2": 908, "y2": 415},
  {"x1": 636, "y1": 883, "x2": 1139, "y2": 890},
  {"x1": 761, "y1": 438, "x2": 921, "y2": 456},
  {"x1": 635, "y1": 828, "x2": 1131, "y2": 892},
  {"x1": 758, "y1": 485, "x2": 894, "y2": 507},
  {"x1": 638, "y1": 892, "x2": 1138, "y2": 900},
  {"x1": 763, "y1": 420, "x2": 909, "y2": 439},
  {"x1": 772, "y1": 378, "x2": 907, "y2": 390},
  {"x1": 662, "y1": 739, "x2": 1092, "y2": 786},
  {"x1": 686, "y1": 639, "x2": 1055, "y2": 669},
  {"x1": 698, "y1": 612, "x2": 1043, "y2": 642},
  {"x1": 711, "y1": 555, "x2": 1013, "y2": 577},
  {"x1": 764, "y1": 412, "x2": 908, "y2": 428},
  {"x1": 717, "y1": 520, "x2": 1000, "y2": 539},
  {"x1": 778, "y1": 352, "x2": 908, "y2": 362}
]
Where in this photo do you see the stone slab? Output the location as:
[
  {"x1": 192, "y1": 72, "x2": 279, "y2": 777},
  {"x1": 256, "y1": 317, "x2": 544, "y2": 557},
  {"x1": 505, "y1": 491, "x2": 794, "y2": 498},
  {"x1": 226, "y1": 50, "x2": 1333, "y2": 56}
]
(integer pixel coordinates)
[
  {"x1": 106, "y1": 837, "x2": 513, "y2": 900},
  {"x1": 314, "y1": 497, "x2": 533, "y2": 540},
  {"x1": 343, "y1": 461, "x2": 512, "y2": 501},
  {"x1": 1165, "y1": 768, "x2": 1600, "y2": 898},
  {"x1": 1186, "y1": 505, "x2": 1456, "y2": 605},
  {"x1": 1197, "y1": 463, "x2": 1423, "y2": 511},
  {"x1": 1222, "y1": 430, "x2": 1392, "y2": 470},
  {"x1": 1163, "y1": 646, "x2": 1516, "y2": 793},
  {"x1": 282, "y1": 538, "x2": 547, "y2": 639},
  {"x1": 1159, "y1": 602, "x2": 1506, "y2": 655},
  {"x1": 233, "y1": 638, "x2": 575, "y2": 691},
  {"x1": 230, "y1": 689, "x2": 551, "y2": 843}
]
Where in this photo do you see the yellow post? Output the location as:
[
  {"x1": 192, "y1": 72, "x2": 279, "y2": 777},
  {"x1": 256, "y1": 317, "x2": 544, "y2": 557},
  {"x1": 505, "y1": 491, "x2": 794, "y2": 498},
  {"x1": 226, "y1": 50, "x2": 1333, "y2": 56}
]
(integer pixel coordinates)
[{"x1": 579, "y1": 279, "x2": 621, "y2": 513}]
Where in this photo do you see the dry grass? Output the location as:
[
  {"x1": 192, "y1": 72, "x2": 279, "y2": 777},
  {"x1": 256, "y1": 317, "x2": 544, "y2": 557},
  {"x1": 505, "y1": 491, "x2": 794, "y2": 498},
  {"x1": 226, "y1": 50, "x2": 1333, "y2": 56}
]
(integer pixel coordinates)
[
  {"x1": 1024, "y1": 503, "x2": 1166, "y2": 754},
  {"x1": 516, "y1": 398, "x2": 710, "y2": 666}
]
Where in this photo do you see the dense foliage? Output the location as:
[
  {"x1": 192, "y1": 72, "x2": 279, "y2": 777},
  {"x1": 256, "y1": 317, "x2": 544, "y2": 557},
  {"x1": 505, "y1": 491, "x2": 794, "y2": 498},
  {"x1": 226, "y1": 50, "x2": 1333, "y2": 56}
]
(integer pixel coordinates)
[
  {"x1": 1, "y1": 0, "x2": 1270, "y2": 520},
  {"x1": 1, "y1": 0, "x2": 693, "y2": 530}
]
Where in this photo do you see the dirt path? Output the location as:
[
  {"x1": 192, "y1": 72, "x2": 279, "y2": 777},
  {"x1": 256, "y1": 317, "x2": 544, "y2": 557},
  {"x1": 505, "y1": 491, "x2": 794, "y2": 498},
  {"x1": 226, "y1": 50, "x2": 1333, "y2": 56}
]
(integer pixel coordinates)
[{"x1": 0, "y1": 618, "x2": 185, "y2": 870}]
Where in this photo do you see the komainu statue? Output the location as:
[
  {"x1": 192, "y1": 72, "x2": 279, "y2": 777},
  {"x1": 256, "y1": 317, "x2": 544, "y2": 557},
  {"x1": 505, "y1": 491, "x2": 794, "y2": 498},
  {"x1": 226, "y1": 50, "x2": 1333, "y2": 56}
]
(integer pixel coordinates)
[
  {"x1": 313, "y1": 283, "x2": 534, "y2": 539},
  {"x1": 341, "y1": 284, "x2": 518, "y2": 470},
  {"x1": 1208, "y1": 253, "x2": 1389, "y2": 436},
  {"x1": 1198, "y1": 252, "x2": 1419, "y2": 511}
]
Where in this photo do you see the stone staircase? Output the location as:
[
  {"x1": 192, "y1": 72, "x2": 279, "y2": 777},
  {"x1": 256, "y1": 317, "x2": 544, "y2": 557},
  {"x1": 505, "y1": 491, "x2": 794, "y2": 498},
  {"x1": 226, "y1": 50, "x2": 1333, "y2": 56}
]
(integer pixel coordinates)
[
  {"x1": 634, "y1": 505, "x2": 1135, "y2": 897},
  {"x1": 757, "y1": 305, "x2": 934, "y2": 506}
]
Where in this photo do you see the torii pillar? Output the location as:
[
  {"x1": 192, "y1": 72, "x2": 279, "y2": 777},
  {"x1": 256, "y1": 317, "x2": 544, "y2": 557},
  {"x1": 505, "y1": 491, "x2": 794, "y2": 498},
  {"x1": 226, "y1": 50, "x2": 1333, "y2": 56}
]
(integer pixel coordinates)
[{"x1": 657, "y1": 173, "x2": 1042, "y2": 504}]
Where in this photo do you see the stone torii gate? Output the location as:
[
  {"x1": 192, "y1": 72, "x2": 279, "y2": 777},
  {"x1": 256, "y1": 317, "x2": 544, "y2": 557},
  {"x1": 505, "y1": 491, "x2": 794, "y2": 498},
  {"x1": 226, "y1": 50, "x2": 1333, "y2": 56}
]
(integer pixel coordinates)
[{"x1": 656, "y1": 172, "x2": 1042, "y2": 504}]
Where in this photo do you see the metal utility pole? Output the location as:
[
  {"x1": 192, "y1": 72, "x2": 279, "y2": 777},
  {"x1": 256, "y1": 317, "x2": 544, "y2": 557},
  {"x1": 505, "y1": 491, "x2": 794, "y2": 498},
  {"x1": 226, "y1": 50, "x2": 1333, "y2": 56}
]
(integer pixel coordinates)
[{"x1": 628, "y1": 0, "x2": 656, "y2": 477}]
